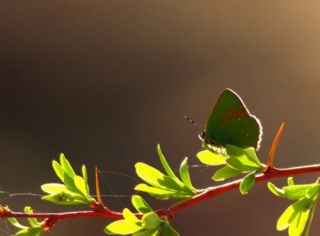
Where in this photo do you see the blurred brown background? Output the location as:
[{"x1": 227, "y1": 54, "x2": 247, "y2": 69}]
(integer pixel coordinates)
[{"x1": 1, "y1": 1, "x2": 320, "y2": 235}]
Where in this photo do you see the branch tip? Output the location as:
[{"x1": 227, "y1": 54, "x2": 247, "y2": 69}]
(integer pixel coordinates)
[
  {"x1": 95, "y1": 166, "x2": 103, "y2": 206},
  {"x1": 267, "y1": 122, "x2": 285, "y2": 168}
]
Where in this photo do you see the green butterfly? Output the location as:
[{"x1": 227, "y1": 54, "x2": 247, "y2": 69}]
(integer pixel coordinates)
[{"x1": 201, "y1": 88, "x2": 263, "y2": 150}]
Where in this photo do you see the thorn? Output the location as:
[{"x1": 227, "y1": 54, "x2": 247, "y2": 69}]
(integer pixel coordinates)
[
  {"x1": 42, "y1": 217, "x2": 58, "y2": 231},
  {"x1": 267, "y1": 122, "x2": 285, "y2": 169},
  {"x1": 95, "y1": 167, "x2": 103, "y2": 206}
]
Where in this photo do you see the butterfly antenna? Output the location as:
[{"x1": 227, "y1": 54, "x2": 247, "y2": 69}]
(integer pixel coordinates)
[
  {"x1": 184, "y1": 116, "x2": 206, "y2": 141},
  {"x1": 184, "y1": 116, "x2": 199, "y2": 126}
]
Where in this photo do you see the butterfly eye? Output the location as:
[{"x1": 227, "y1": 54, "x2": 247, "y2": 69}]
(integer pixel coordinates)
[{"x1": 198, "y1": 131, "x2": 206, "y2": 141}]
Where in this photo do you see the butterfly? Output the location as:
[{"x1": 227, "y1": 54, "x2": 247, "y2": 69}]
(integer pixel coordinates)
[{"x1": 200, "y1": 88, "x2": 263, "y2": 150}]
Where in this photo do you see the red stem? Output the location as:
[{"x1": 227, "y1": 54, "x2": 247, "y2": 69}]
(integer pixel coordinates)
[
  {"x1": 161, "y1": 164, "x2": 320, "y2": 216},
  {"x1": 1, "y1": 164, "x2": 320, "y2": 223}
]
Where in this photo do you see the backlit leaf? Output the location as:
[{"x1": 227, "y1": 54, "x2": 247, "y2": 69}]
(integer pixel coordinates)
[
  {"x1": 239, "y1": 172, "x2": 255, "y2": 194},
  {"x1": 132, "y1": 229, "x2": 159, "y2": 236},
  {"x1": 277, "y1": 204, "x2": 295, "y2": 230},
  {"x1": 134, "y1": 184, "x2": 192, "y2": 200},
  {"x1": 104, "y1": 220, "x2": 142, "y2": 235},
  {"x1": 267, "y1": 182, "x2": 285, "y2": 197},
  {"x1": 52, "y1": 161, "x2": 64, "y2": 183},
  {"x1": 59, "y1": 153, "x2": 76, "y2": 178},
  {"x1": 212, "y1": 165, "x2": 242, "y2": 181},
  {"x1": 141, "y1": 212, "x2": 161, "y2": 230},
  {"x1": 179, "y1": 158, "x2": 194, "y2": 191},
  {"x1": 123, "y1": 208, "x2": 139, "y2": 223},
  {"x1": 15, "y1": 227, "x2": 43, "y2": 236},
  {"x1": 7, "y1": 218, "x2": 27, "y2": 229},
  {"x1": 160, "y1": 222, "x2": 180, "y2": 236},
  {"x1": 131, "y1": 195, "x2": 153, "y2": 214},
  {"x1": 226, "y1": 145, "x2": 262, "y2": 171},
  {"x1": 157, "y1": 144, "x2": 179, "y2": 181},
  {"x1": 24, "y1": 207, "x2": 39, "y2": 227},
  {"x1": 41, "y1": 183, "x2": 69, "y2": 194},
  {"x1": 73, "y1": 175, "x2": 89, "y2": 198},
  {"x1": 196, "y1": 150, "x2": 227, "y2": 166},
  {"x1": 135, "y1": 163, "x2": 184, "y2": 191}
]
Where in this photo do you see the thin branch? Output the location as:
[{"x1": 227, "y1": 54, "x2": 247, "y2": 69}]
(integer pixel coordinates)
[
  {"x1": 1, "y1": 163, "x2": 319, "y2": 222},
  {"x1": 162, "y1": 164, "x2": 320, "y2": 216},
  {"x1": 1, "y1": 209, "x2": 123, "y2": 220}
]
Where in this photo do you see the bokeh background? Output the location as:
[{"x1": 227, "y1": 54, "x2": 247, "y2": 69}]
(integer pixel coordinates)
[{"x1": 1, "y1": 1, "x2": 320, "y2": 235}]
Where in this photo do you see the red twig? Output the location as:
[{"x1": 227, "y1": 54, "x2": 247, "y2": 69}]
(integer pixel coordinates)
[
  {"x1": 1, "y1": 164, "x2": 319, "y2": 222},
  {"x1": 160, "y1": 164, "x2": 320, "y2": 216}
]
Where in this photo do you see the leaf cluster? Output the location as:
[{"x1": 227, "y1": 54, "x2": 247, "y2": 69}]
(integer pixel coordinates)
[
  {"x1": 105, "y1": 195, "x2": 179, "y2": 236},
  {"x1": 41, "y1": 153, "x2": 94, "y2": 205},
  {"x1": 8, "y1": 207, "x2": 45, "y2": 236},
  {"x1": 134, "y1": 145, "x2": 196, "y2": 200},
  {"x1": 197, "y1": 144, "x2": 263, "y2": 194},
  {"x1": 268, "y1": 178, "x2": 320, "y2": 236}
]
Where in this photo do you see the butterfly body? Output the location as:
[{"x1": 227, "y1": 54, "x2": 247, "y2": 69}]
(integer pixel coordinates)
[{"x1": 202, "y1": 88, "x2": 262, "y2": 150}]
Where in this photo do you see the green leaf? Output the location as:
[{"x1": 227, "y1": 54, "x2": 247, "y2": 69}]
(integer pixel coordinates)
[
  {"x1": 41, "y1": 183, "x2": 69, "y2": 194},
  {"x1": 134, "y1": 184, "x2": 192, "y2": 200},
  {"x1": 141, "y1": 212, "x2": 161, "y2": 230},
  {"x1": 243, "y1": 147, "x2": 263, "y2": 167},
  {"x1": 59, "y1": 153, "x2": 76, "y2": 178},
  {"x1": 212, "y1": 165, "x2": 242, "y2": 181},
  {"x1": 196, "y1": 150, "x2": 227, "y2": 166},
  {"x1": 160, "y1": 222, "x2": 180, "y2": 236},
  {"x1": 135, "y1": 163, "x2": 184, "y2": 191},
  {"x1": 277, "y1": 203, "x2": 295, "y2": 230},
  {"x1": 133, "y1": 229, "x2": 159, "y2": 236},
  {"x1": 179, "y1": 158, "x2": 194, "y2": 191},
  {"x1": 15, "y1": 227, "x2": 43, "y2": 236},
  {"x1": 157, "y1": 144, "x2": 179, "y2": 181},
  {"x1": 42, "y1": 192, "x2": 88, "y2": 205},
  {"x1": 123, "y1": 208, "x2": 139, "y2": 223},
  {"x1": 283, "y1": 184, "x2": 320, "y2": 201},
  {"x1": 7, "y1": 218, "x2": 27, "y2": 229},
  {"x1": 288, "y1": 177, "x2": 294, "y2": 186},
  {"x1": 288, "y1": 209, "x2": 310, "y2": 236},
  {"x1": 81, "y1": 164, "x2": 89, "y2": 194},
  {"x1": 277, "y1": 197, "x2": 313, "y2": 235},
  {"x1": 104, "y1": 220, "x2": 143, "y2": 235},
  {"x1": 131, "y1": 195, "x2": 153, "y2": 214},
  {"x1": 267, "y1": 182, "x2": 285, "y2": 197},
  {"x1": 73, "y1": 175, "x2": 90, "y2": 198},
  {"x1": 306, "y1": 186, "x2": 320, "y2": 199},
  {"x1": 239, "y1": 172, "x2": 255, "y2": 195},
  {"x1": 24, "y1": 206, "x2": 39, "y2": 227},
  {"x1": 268, "y1": 181, "x2": 320, "y2": 201},
  {"x1": 52, "y1": 160, "x2": 64, "y2": 183},
  {"x1": 304, "y1": 195, "x2": 318, "y2": 236},
  {"x1": 63, "y1": 172, "x2": 78, "y2": 192},
  {"x1": 226, "y1": 145, "x2": 263, "y2": 171},
  {"x1": 226, "y1": 156, "x2": 260, "y2": 172}
]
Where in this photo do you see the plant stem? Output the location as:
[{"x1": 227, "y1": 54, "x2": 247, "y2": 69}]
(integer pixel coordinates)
[
  {"x1": 159, "y1": 164, "x2": 320, "y2": 216},
  {"x1": 1, "y1": 164, "x2": 320, "y2": 222}
]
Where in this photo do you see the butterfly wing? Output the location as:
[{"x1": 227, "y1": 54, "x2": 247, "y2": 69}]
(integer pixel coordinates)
[
  {"x1": 205, "y1": 89, "x2": 262, "y2": 149},
  {"x1": 211, "y1": 116, "x2": 262, "y2": 149}
]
